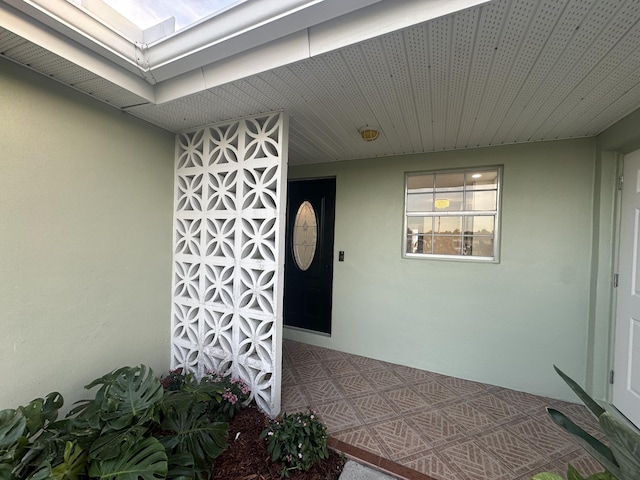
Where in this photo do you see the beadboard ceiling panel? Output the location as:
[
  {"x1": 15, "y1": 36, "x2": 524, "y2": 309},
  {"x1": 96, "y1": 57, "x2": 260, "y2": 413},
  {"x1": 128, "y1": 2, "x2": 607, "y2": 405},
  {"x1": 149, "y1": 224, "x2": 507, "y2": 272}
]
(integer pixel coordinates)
[{"x1": 3, "y1": 0, "x2": 640, "y2": 165}]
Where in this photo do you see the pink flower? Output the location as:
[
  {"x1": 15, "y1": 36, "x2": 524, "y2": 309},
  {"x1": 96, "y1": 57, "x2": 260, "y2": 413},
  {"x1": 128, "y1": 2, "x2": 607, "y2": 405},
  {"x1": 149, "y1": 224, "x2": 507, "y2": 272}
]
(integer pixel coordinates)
[{"x1": 222, "y1": 390, "x2": 238, "y2": 404}]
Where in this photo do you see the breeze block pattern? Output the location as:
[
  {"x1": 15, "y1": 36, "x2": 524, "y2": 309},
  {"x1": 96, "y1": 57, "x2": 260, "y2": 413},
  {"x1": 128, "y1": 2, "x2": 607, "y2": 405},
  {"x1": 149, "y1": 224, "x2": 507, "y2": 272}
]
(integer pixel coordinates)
[{"x1": 171, "y1": 113, "x2": 288, "y2": 416}]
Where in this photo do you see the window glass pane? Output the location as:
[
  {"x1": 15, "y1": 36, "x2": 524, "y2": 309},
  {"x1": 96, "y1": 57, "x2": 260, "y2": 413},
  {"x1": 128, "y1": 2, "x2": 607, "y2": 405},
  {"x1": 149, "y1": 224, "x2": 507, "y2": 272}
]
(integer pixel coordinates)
[
  {"x1": 435, "y1": 173, "x2": 464, "y2": 191},
  {"x1": 407, "y1": 174, "x2": 434, "y2": 191},
  {"x1": 403, "y1": 166, "x2": 500, "y2": 260},
  {"x1": 466, "y1": 170, "x2": 498, "y2": 190},
  {"x1": 407, "y1": 234, "x2": 432, "y2": 254},
  {"x1": 465, "y1": 191, "x2": 497, "y2": 211},
  {"x1": 433, "y1": 236, "x2": 462, "y2": 255},
  {"x1": 463, "y1": 216, "x2": 495, "y2": 235},
  {"x1": 434, "y1": 216, "x2": 462, "y2": 234},
  {"x1": 407, "y1": 217, "x2": 433, "y2": 234},
  {"x1": 434, "y1": 191, "x2": 463, "y2": 211},
  {"x1": 463, "y1": 236, "x2": 494, "y2": 257},
  {"x1": 292, "y1": 201, "x2": 317, "y2": 271},
  {"x1": 407, "y1": 192, "x2": 433, "y2": 212}
]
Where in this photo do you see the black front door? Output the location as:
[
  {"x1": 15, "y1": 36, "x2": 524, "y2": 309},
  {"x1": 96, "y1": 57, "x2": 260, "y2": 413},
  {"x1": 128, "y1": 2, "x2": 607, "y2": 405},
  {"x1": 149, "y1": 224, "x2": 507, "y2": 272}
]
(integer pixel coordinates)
[{"x1": 284, "y1": 178, "x2": 336, "y2": 334}]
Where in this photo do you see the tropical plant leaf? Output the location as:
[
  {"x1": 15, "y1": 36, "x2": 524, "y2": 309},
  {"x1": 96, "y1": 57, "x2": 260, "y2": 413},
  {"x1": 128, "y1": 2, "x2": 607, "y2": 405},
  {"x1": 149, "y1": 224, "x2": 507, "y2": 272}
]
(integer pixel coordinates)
[
  {"x1": 599, "y1": 411, "x2": 640, "y2": 480},
  {"x1": 160, "y1": 391, "x2": 199, "y2": 416},
  {"x1": 553, "y1": 366, "x2": 605, "y2": 419},
  {"x1": 567, "y1": 464, "x2": 587, "y2": 480},
  {"x1": 0, "y1": 410, "x2": 26, "y2": 450},
  {"x1": 181, "y1": 382, "x2": 224, "y2": 404},
  {"x1": 160, "y1": 406, "x2": 227, "y2": 470},
  {"x1": 18, "y1": 393, "x2": 63, "y2": 440},
  {"x1": 50, "y1": 441, "x2": 87, "y2": 480},
  {"x1": 14, "y1": 431, "x2": 66, "y2": 480},
  {"x1": 89, "y1": 426, "x2": 147, "y2": 461},
  {"x1": 0, "y1": 463, "x2": 14, "y2": 480},
  {"x1": 547, "y1": 408, "x2": 620, "y2": 477},
  {"x1": 20, "y1": 400, "x2": 45, "y2": 438},
  {"x1": 26, "y1": 464, "x2": 55, "y2": 480},
  {"x1": 96, "y1": 366, "x2": 163, "y2": 431},
  {"x1": 165, "y1": 452, "x2": 195, "y2": 480},
  {"x1": 584, "y1": 472, "x2": 618, "y2": 480},
  {"x1": 531, "y1": 473, "x2": 564, "y2": 480},
  {"x1": 88, "y1": 436, "x2": 167, "y2": 480}
]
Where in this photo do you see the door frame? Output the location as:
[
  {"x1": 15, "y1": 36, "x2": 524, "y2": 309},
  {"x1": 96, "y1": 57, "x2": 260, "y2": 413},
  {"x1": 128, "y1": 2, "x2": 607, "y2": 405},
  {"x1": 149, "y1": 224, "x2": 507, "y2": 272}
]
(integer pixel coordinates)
[
  {"x1": 283, "y1": 176, "x2": 337, "y2": 336},
  {"x1": 609, "y1": 150, "x2": 640, "y2": 426}
]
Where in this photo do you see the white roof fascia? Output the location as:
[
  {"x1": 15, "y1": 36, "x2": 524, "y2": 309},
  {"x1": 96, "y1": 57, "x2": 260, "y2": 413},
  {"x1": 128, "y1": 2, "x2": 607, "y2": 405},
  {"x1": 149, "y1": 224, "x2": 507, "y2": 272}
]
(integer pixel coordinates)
[
  {"x1": 155, "y1": 0, "x2": 490, "y2": 104},
  {"x1": 0, "y1": 1, "x2": 155, "y2": 101},
  {"x1": 1, "y1": 0, "x2": 141, "y2": 74},
  {"x1": 146, "y1": 0, "x2": 383, "y2": 83},
  {"x1": 308, "y1": 0, "x2": 491, "y2": 56},
  {"x1": 155, "y1": 29, "x2": 310, "y2": 104},
  {"x1": 0, "y1": 0, "x2": 490, "y2": 106},
  {"x1": 80, "y1": 0, "x2": 143, "y2": 43}
]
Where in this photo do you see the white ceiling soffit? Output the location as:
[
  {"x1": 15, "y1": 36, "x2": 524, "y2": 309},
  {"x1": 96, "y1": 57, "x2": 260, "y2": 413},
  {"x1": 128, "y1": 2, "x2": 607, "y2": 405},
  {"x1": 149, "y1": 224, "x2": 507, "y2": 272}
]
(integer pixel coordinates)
[
  {"x1": 3, "y1": 0, "x2": 640, "y2": 166},
  {"x1": 123, "y1": 0, "x2": 640, "y2": 165},
  {"x1": 0, "y1": 0, "x2": 489, "y2": 103},
  {"x1": 0, "y1": 0, "x2": 154, "y2": 99}
]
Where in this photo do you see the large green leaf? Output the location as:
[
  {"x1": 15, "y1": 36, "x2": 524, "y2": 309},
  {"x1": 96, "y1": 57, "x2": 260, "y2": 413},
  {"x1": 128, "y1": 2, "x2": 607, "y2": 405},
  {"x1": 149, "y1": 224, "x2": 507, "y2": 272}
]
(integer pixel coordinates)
[
  {"x1": 26, "y1": 464, "x2": 55, "y2": 480},
  {"x1": 93, "y1": 366, "x2": 163, "y2": 431},
  {"x1": 50, "y1": 442, "x2": 87, "y2": 480},
  {"x1": 0, "y1": 410, "x2": 26, "y2": 450},
  {"x1": 553, "y1": 366, "x2": 605, "y2": 419},
  {"x1": 19, "y1": 393, "x2": 63, "y2": 439},
  {"x1": 160, "y1": 406, "x2": 227, "y2": 470},
  {"x1": 531, "y1": 473, "x2": 564, "y2": 480},
  {"x1": 88, "y1": 436, "x2": 167, "y2": 480},
  {"x1": 599, "y1": 412, "x2": 640, "y2": 480},
  {"x1": 89, "y1": 426, "x2": 147, "y2": 461},
  {"x1": 165, "y1": 452, "x2": 195, "y2": 480},
  {"x1": 14, "y1": 431, "x2": 66, "y2": 480},
  {"x1": 0, "y1": 463, "x2": 14, "y2": 480},
  {"x1": 547, "y1": 408, "x2": 620, "y2": 477}
]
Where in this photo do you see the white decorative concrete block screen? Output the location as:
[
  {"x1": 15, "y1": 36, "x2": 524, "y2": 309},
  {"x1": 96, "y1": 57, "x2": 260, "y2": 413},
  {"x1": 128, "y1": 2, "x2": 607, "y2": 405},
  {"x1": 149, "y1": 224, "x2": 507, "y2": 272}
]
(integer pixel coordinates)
[{"x1": 171, "y1": 113, "x2": 288, "y2": 416}]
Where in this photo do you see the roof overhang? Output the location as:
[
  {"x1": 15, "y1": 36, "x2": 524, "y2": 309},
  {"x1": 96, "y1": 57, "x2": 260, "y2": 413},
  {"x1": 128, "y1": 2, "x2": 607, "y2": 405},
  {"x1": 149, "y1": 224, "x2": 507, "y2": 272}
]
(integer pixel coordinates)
[{"x1": 0, "y1": 0, "x2": 490, "y2": 104}]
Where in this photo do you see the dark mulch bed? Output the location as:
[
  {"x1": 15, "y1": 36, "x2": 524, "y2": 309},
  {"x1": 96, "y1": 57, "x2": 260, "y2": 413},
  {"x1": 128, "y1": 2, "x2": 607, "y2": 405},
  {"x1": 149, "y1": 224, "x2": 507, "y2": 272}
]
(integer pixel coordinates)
[{"x1": 213, "y1": 405, "x2": 345, "y2": 480}]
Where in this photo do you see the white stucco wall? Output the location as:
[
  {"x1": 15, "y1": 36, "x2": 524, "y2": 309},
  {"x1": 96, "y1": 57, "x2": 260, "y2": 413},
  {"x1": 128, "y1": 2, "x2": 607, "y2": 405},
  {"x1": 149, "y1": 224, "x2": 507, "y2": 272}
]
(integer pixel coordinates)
[
  {"x1": 286, "y1": 139, "x2": 597, "y2": 401},
  {"x1": 0, "y1": 59, "x2": 175, "y2": 410}
]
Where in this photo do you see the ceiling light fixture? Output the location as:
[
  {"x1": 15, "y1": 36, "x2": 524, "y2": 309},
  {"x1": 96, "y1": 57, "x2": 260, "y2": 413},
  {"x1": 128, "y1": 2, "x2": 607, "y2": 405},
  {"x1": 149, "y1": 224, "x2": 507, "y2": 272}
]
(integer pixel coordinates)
[{"x1": 359, "y1": 127, "x2": 379, "y2": 141}]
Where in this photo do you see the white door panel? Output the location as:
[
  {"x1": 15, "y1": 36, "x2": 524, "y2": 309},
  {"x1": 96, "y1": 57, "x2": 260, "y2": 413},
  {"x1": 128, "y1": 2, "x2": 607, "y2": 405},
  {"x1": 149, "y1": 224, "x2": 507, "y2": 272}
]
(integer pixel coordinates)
[{"x1": 613, "y1": 149, "x2": 640, "y2": 428}]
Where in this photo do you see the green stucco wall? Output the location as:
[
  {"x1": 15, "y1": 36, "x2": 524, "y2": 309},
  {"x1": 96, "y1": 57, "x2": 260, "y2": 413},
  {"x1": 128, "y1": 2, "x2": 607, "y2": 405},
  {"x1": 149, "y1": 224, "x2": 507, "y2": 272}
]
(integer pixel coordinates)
[
  {"x1": 0, "y1": 59, "x2": 175, "y2": 410},
  {"x1": 286, "y1": 139, "x2": 597, "y2": 401}
]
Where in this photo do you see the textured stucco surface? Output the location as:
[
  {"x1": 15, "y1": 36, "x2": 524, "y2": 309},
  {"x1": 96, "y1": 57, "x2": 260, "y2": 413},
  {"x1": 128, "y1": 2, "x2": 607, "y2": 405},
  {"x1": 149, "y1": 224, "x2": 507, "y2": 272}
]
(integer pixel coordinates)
[{"x1": 0, "y1": 58, "x2": 175, "y2": 410}]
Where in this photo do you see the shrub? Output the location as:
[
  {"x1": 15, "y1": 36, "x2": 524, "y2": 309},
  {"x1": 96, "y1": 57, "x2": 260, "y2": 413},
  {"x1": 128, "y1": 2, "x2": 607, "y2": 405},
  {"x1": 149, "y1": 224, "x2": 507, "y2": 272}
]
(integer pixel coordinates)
[
  {"x1": 0, "y1": 365, "x2": 237, "y2": 480},
  {"x1": 201, "y1": 370, "x2": 251, "y2": 422},
  {"x1": 260, "y1": 409, "x2": 329, "y2": 478},
  {"x1": 530, "y1": 366, "x2": 640, "y2": 480},
  {"x1": 160, "y1": 367, "x2": 191, "y2": 391}
]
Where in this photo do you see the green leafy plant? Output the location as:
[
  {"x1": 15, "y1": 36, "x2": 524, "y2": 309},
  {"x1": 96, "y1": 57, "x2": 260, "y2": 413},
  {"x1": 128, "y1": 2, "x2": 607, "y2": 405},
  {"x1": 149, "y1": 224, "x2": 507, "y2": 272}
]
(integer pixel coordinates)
[
  {"x1": 259, "y1": 409, "x2": 329, "y2": 478},
  {"x1": 532, "y1": 465, "x2": 617, "y2": 480},
  {"x1": 200, "y1": 371, "x2": 250, "y2": 422},
  {"x1": 160, "y1": 368, "x2": 192, "y2": 392},
  {"x1": 0, "y1": 365, "x2": 239, "y2": 480},
  {"x1": 530, "y1": 366, "x2": 640, "y2": 480}
]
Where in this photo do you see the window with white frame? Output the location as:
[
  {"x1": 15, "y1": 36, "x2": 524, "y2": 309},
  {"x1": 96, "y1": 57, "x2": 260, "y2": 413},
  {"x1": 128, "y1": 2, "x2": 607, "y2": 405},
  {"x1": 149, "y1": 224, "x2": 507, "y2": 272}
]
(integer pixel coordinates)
[{"x1": 404, "y1": 167, "x2": 501, "y2": 261}]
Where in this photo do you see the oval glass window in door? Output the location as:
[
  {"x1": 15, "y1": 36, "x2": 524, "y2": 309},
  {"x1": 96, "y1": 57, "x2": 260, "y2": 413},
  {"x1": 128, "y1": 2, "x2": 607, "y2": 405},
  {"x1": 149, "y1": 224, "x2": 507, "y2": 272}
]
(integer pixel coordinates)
[{"x1": 292, "y1": 200, "x2": 317, "y2": 271}]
